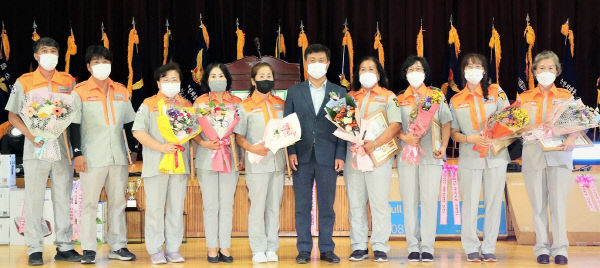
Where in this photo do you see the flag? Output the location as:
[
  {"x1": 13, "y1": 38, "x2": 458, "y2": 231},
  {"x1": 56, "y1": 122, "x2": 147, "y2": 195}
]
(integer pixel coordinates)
[
  {"x1": 64, "y1": 27, "x2": 81, "y2": 81},
  {"x1": 127, "y1": 23, "x2": 144, "y2": 109},
  {"x1": 597, "y1": 77, "x2": 600, "y2": 106},
  {"x1": 275, "y1": 28, "x2": 286, "y2": 59},
  {"x1": 184, "y1": 22, "x2": 210, "y2": 102},
  {"x1": 339, "y1": 24, "x2": 354, "y2": 90},
  {"x1": 101, "y1": 22, "x2": 109, "y2": 49},
  {"x1": 297, "y1": 25, "x2": 308, "y2": 81},
  {"x1": 441, "y1": 24, "x2": 461, "y2": 100},
  {"x1": 488, "y1": 25, "x2": 501, "y2": 84},
  {"x1": 373, "y1": 27, "x2": 384, "y2": 68},
  {"x1": 236, "y1": 24, "x2": 245, "y2": 60},
  {"x1": 162, "y1": 21, "x2": 174, "y2": 65},
  {"x1": 30, "y1": 21, "x2": 40, "y2": 72},
  {"x1": 0, "y1": 27, "x2": 14, "y2": 139},
  {"x1": 416, "y1": 25, "x2": 424, "y2": 57},
  {"x1": 557, "y1": 21, "x2": 578, "y2": 96},
  {"x1": 517, "y1": 19, "x2": 535, "y2": 95}
]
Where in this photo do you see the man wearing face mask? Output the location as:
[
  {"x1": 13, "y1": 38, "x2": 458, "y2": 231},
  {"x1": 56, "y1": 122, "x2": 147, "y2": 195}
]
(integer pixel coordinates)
[
  {"x1": 5, "y1": 37, "x2": 80, "y2": 266},
  {"x1": 69, "y1": 45, "x2": 137, "y2": 264},
  {"x1": 283, "y1": 44, "x2": 346, "y2": 264}
]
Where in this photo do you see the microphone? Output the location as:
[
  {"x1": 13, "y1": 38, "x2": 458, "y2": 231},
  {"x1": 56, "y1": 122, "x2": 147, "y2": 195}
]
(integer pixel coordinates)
[{"x1": 254, "y1": 37, "x2": 262, "y2": 58}]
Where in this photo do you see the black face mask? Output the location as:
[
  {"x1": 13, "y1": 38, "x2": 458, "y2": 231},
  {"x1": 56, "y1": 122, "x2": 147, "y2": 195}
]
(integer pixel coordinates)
[{"x1": 255, "y1": 80, "x2": 274, "y2": 94}]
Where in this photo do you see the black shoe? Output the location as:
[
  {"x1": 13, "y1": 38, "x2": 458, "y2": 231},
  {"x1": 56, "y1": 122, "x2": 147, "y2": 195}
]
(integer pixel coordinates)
[
  {"x1": 421, "y1": 252, "x2": 434, "y2": 262},
  {"x1": 207, "y1": 254, "x2": 219, "y2": 263},
  {"x1": 320, "y1": 251, "x2": 340, "y2": 263},
  {"x1": 374, "y1": 251, "x2": 388, "y2": 262},
  {"x1": 408, "y1": 252, "x2": 420, "y2": 262},
  {"x1": 554, "y1": 255, "x2": 568, "y2": 265},
  {"x1": 109, "y1": 248, "x2": 136, "y2": 261},
  {"x1": 54, "y1": 248, "x2": 82, "y2": 262},
  {"x1": 81, "y1": 251, "x2": 96, "y2": 265},
  {"x1": 296, "y1": 251, "x2": 311, "y2": 264},
  {"x1": 537, "y1": 254, "x2": 550, "y2": 264},
  {"x1": 349, "y1": 249, "x2": 368, "y2": 261},
  {"x1": 218, "y1": 250, "x2": 233, "y2": 263},
  {"x1": 28, "y1": 252, "x2": 43, "y2": 266}
]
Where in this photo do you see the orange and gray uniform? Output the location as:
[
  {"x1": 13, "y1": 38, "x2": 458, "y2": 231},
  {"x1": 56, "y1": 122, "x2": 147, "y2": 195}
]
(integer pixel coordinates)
[
  {"x1": 396, "y1": 85, "x2": 452, "y2": 254},
  {"x1": 4, "y1": 68, "x2": 76, "y2": 255},
  {"x1": 70, "y1": 78, "x2": 136, "y2": 252},
  {"x1": 517, "y1": 85, "x2": 573, "y2": 258},
  {"x1": 449, "y1": 84, "x2": 510, "y2": 255},
  {"x1": 132, "y1": 93, "x2": 192, "y2": 255},
  {"x1": 233, "y1": 92, "x2": 286, "y2": 254},
  {"x1": 193, "y1": 91, "x2": 242, "y2": 249},
  {"x1": 343, "y1": 86, "x2": 401, "y2": 253}
]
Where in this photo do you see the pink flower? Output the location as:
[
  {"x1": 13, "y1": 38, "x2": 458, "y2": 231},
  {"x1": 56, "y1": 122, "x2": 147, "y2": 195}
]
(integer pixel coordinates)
[{"x1": 25, "y1": 108, "x2": 36, "y2": 117}]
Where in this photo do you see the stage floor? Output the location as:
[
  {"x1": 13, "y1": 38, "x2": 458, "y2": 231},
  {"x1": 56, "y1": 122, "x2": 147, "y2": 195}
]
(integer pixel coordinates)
[{"x1": 1, "y1": 238, "x2": 599, "y2": 267}]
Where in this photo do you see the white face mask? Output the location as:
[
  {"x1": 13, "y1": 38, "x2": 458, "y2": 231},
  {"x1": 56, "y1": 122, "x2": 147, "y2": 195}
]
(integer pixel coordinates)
[
  {"x1": 38, "y1": 54, "x2": 58, "y2": 71},
  {"x1": 406, "y1": 71, "x2": 425, "y2": 88},
  {"x1": 307, "y1": 63, "x2": 328, "y2": 79},
  {"x1": 359, "y1": 72, "x2": 378, "y2": 88},
  {"x1": 464, "y1": 69, "x2": 484, "y2": 84},
  {"x1": 91, "y1": 63, "x2": 111, "y2": 80},
  {"x1": 536, "y1": 72, "x2": 556, "y2": 87},
  {"x1": 160, "y1": 82, "x2": 180, "y2": 97}
]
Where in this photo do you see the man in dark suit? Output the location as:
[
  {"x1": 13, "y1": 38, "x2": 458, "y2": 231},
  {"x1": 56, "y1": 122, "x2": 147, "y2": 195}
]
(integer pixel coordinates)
[{"x1": 284, "y1": 44, "x2": 346, "y2": 264}]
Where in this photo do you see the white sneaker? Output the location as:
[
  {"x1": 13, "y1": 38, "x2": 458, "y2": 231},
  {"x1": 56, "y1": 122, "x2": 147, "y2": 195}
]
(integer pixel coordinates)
[
  {"x1": 266, "y1": 251, "x2": 279, "y2": 262},
  {"x1": 252, "y1": 253, "x2": 268, "y2": 263}
]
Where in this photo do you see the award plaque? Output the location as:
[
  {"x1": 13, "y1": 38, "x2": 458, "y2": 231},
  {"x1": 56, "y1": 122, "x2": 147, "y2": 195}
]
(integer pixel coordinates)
[{"x1": 364, "y1": 108, "x2": 401, "y2": 167}]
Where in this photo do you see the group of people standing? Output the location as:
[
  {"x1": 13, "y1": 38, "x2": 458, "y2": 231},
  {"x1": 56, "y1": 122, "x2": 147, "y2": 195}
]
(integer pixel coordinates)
[{"x1": 6, "y1": 37, "x2": 573, "y2": 266}]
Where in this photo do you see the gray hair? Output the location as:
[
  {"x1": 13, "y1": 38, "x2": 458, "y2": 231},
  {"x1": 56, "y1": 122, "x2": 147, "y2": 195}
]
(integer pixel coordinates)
[{"x1": 532, "y1": 50, "x2": 562, "y2": 76}]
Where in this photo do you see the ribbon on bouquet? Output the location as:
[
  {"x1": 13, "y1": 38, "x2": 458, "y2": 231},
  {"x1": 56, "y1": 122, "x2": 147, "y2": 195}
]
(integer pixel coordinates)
[
  {"x1": 440, "y1": 163, "x2": 461, "y2": 225},
  {"x1": 70, "y1": 180, "x2": 82, "y2": 241},
  {"x1": 332, "y1": 119, "x2": 373, "y2": 172},
  {"x1": 210, "y1": 138, "x2": 233, "y2": 173},
  {"x1": 575, "y1": 175, "x2": 600, "y2": 212}
]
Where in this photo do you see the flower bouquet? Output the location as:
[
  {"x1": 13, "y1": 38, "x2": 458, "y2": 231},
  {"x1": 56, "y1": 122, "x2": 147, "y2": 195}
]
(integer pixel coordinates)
[
  {"x1": 324, "y1": 92, "x2": 373, "y2": 171},
  {"x1": 20, "y1": 90, "x2": 76, "y2": 161},
  {"x1": 473, "y1": 103, "x2": 529, "y2": 158},
  {"x1": 196, "y1": 101, "x2": 240, "y2": 173},
  {"x1": 156, "y1": 98, "x2": 201, "y2": 174},
  {"x1": 522, "y1": 98, "x2": 600, "y2": 142},
  {"x1": 401, "y1": 90, "x2": 443, "y2": 164},
  {"x1": 248, "y1": 113, "x2": 301, "y2": 164}
]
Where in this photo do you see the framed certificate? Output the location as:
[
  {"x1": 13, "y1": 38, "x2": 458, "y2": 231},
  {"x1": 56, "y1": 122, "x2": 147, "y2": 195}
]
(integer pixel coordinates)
[
  {"x1": 431, "y1": 119, "x2": 442, "y2": 151},
  {"x1": 364, "y1": 108, "x2": 401, "y2": 167},
  {"x1": 491, "y1": 137, "x2": 516, "y2": 155},
  {"x1": 538, "y1": 133, "x2": 593, "y2": 152}
]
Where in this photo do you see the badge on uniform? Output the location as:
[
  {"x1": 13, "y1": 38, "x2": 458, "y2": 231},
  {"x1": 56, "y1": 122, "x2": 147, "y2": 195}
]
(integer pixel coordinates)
[
  {"x1": 498, "y1": 91, "x2": 507, "y2": 100},
  {"x1": 484, "y1": 97, "x2": 495, "y2": 103},
  {"x1": 374, "y1": 96, "x2": 386, "y2": 102},
  {"x1": 57, "y1": 86, "x2": 70, "y2": 93},
  {"x1": 87, "y1": 96, "x2": 98, "y2": 101},
  {"x1": 113, "y1": 93, "x2": 124, "y2": 100},
  {"x1": 251, "y1": 108, "x2": 262, "y2": 113},
  {"x1": 458, "y1": 103, "x2": 470, "y2": 108},
  {"x1": 393, "y1": 98, "x2": 401, "y2": 107},
  {"x1": 273, "y1": 104, "x2": 283, "y2": 110}
]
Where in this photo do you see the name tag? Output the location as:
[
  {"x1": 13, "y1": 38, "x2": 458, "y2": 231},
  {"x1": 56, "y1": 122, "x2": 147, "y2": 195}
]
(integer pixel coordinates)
[
  {"x1": 484, "y1": 97, "x2": 495, "y2": 103},
  {"x1": 87, "y1": 96, "x2": 99, "y2": 101},
  {"x1": 251, "y1": 108, "x2": 262, "y2": 113},
  {"x1": 526, "y1": 101, "x2": 537, "y2": 105},
  {"x1": 273, "y1": 104, "x2": 283, "y2": 110},
  {"x1": 398, "y1": 101, "x2": 411, "y2": 106},
  {"x1": 113, "y1": 93, "x2": 124, "y2": 100},
  {"x1": 57, "y1": 86, "x2": 70, "y2": 93},
  {"x1": 552, "y1": 99, "x2": 565, "y2": 104},
  {"x1": 458, "y1": 103, "x2": 470, "y2": 109},
  {"x1": 373, "y1": 96, "x2": 386, "y2": 102}
]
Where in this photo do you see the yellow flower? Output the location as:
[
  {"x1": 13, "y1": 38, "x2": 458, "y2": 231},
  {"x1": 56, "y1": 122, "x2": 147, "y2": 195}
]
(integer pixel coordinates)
[
  {"x1": 37, "y1": 112, "x2": 48, "y2": 118},
  {"x1": 31, "y1": 102, "x2": 38, "y2": 108}
]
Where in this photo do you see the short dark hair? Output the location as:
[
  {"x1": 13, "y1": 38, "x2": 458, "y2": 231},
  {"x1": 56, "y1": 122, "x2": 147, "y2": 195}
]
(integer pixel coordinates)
[
  {"x1": 351, "y1": 56, "x2": 389, "y2": 91},
  {"x1": 153, "y1": 62, "x2": 183, "y2": 82},
  {"x1": 33, "y1": 37, "x2": 59, "y2": 53},
  {"x1": 85, "y1": 45, "x2": 112, "y2": 64},
  {"x1": 460, "y1": 53, "x2": 490, "y2": 99},
  {"x1": 200, "y1": 63, "x2": 233, "y2": 93},
  {"x1": 400, "y1": 55, "x2": 431, "y2": 86},
  {"x1": 304, "y1": 44, "x2": 331, "y2": 60}
]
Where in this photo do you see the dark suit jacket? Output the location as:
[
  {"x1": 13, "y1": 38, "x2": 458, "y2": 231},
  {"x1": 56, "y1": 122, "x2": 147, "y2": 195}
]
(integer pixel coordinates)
[{"x1": 284, "y1": 80, "x2": 347, "y2": 166}]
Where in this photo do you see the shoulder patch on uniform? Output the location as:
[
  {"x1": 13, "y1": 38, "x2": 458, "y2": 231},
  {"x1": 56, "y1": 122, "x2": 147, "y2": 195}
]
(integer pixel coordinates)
[
  {"x1": 393, "y1": 97, "x2": 400, "y2": 107},
  {"x1": 498, "y1": 90, "x2": 507, "y2": 100}
]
